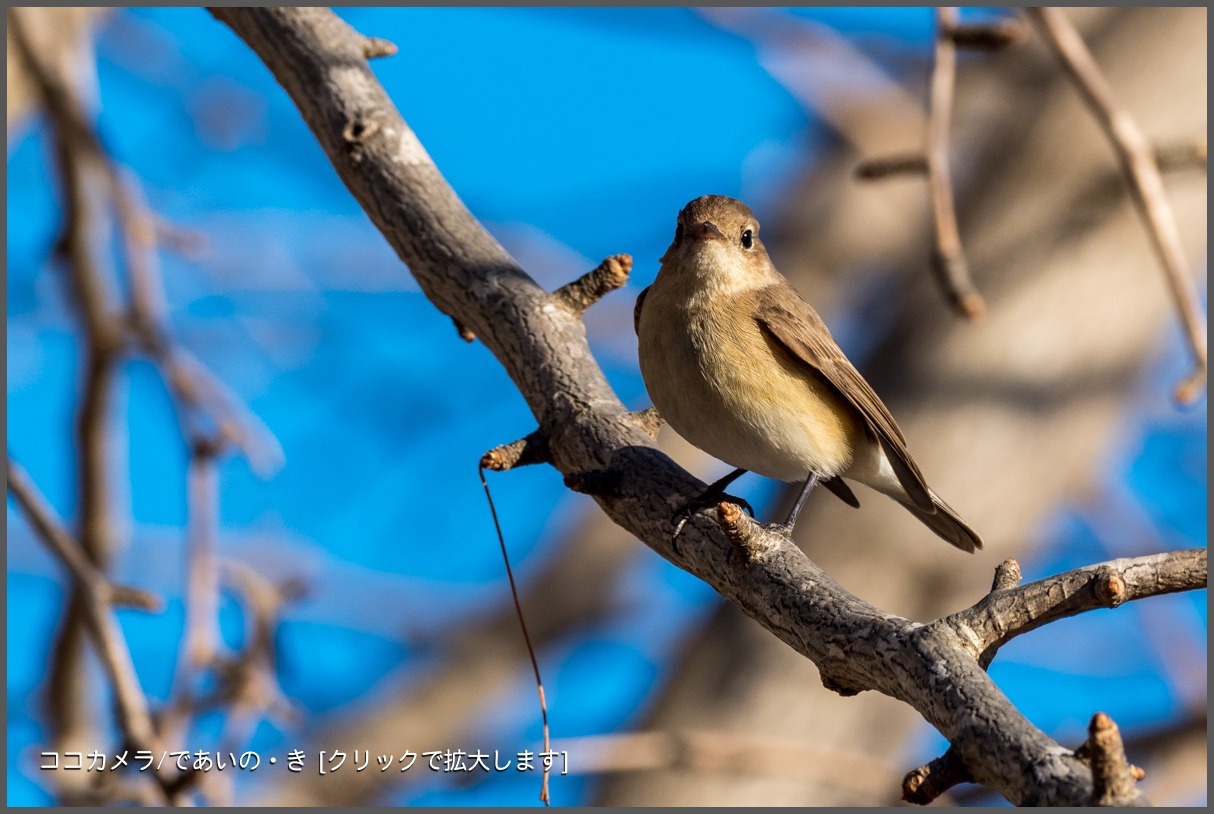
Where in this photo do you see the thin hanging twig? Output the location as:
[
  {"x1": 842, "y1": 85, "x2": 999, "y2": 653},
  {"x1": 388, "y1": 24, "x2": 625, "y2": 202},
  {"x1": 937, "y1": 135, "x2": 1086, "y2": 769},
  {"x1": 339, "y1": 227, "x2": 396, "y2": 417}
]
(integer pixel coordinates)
[{"x1": 479, "y1": 465, "x2": 552, "y2": 805}]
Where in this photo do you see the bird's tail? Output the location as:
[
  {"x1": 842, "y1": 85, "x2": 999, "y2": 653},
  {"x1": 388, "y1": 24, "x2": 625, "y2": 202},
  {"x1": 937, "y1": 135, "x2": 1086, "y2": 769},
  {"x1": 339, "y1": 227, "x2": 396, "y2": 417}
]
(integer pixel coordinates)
[{"x1": 897, "y1": 491, "x2": 983, "y2": 553}]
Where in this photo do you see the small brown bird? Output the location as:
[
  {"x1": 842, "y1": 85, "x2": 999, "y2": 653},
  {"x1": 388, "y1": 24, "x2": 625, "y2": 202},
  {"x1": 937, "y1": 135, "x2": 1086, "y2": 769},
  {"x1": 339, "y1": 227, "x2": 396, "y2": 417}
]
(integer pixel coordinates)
[{"x1": 635, "y1": 195, "x2": 982, "y2": 552}]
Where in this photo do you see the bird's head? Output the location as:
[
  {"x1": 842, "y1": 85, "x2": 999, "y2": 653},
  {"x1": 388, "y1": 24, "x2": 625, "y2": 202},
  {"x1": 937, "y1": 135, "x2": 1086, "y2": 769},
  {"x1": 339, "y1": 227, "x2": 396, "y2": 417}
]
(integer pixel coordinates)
[{"x1": 658, "y1": 195, "x2": 775, "y2": 295}]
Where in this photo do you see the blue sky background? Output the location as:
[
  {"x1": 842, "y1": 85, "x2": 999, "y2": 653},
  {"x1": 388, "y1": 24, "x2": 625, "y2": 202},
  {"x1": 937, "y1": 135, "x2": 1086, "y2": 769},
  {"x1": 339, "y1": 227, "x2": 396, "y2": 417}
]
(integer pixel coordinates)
[{"x1": 6, "y1": 8, "x2": 1206, "y2": 806}]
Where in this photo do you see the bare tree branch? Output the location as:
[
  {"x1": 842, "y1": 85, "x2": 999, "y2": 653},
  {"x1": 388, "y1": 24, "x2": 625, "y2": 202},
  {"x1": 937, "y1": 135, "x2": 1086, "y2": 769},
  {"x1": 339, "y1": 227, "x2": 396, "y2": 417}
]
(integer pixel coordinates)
[
  {"x1": 552, "y1": 254, "x2": 633, "y2": 315},
  {"x1": 853, "y1": 6, "x2": 1007, "y2": 318},
  {"x1": 854, "y1": 151, "x2": 928, "y2": 181},
  {"x1": 927, "y1": 7, "x2": 985, "y2": 319},
  {"x1": 1028, "y1": 7, "x2": 1208, "y2": 404},
  {"x1": 115, "y1": 173, "x2": 282, "y2": 473},
  {"x1": 947, "y1": 18, "x2": 1027, "y2": 51},
  {"x1": 163, "y1": 442, "x2": 223, "y2": 744},
  {"x1": 7, "y1": 460, "x2": 182, "y2": 804},
  {"x1": 209, "y1": 7, "x2": 1204, "y2": 805},
  {"x1": 948, "y1": 549, "x2": 1207, "y2": 664},
  {"x1": 210, "y1": 560, "x2": 300, "y2": 738},
  {"x1": 9, "y1": 10, "x2": 126, "y2": 782},
  {"x1": 864, "y1": 138, "x2": 1208, "y2": 186},
  {"x1": 905, "y1": 549, "x2": 1204, "y2": 804},
  {"x1": 902, "y1": 558, "x2": 1028, "y2": 804},
  {"x1": 1154, "y1": 139, "x2": 1207, "y2": 174},
  {"x1": 951, "y1": 710, "x2": 1206, "y2": 805}
]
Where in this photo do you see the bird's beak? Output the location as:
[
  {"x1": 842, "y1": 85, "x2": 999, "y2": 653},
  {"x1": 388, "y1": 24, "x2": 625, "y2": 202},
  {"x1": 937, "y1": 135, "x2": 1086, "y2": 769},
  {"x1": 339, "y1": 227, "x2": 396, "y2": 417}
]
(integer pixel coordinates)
[{"x1": 697, "y1": 220, "x2": 724, "y2": 240}]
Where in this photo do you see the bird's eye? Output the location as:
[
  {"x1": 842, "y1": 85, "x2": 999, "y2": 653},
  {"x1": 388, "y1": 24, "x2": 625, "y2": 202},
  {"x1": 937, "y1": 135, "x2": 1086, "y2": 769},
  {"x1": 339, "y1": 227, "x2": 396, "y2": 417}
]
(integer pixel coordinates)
[
  {"x1": 741, "y1": 229, "x2": 754, "y2": 249},
  {"x1": 674, "y1": 223, "x2": 684, "y2": 243}
]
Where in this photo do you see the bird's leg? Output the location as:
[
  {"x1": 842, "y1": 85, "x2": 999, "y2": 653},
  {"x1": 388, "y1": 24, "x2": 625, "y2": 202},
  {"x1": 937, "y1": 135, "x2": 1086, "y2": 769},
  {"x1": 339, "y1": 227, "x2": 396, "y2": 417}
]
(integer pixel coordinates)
[
  {"x1": 672, "y1": 468, "x2": 753, "y2": 539},
  {"x1": 764, "y1": 472, "x2": 820, "y2": 538}
]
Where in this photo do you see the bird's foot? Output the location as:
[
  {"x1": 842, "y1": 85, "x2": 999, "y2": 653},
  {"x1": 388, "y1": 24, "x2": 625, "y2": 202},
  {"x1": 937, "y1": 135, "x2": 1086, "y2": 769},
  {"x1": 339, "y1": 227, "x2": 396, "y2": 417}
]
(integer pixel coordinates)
[{"x1": 672, "y1": 489, "x2": 754, "y2": 540}]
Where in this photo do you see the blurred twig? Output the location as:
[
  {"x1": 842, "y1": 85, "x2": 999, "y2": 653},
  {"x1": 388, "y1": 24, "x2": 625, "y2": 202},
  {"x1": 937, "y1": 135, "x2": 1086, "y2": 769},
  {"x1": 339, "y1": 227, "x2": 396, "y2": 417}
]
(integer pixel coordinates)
[
  {"x1": 10, "y1": 7, "x2": 285, "y2": 805},
  {"x1": 1028, "y1": 7, "x2": 1208, "y2": 405},
  {"x1": 926, "y1": 7, "x2": 984, "y2": 319},
  {"x1": 852, "y1": 7, "x2": 1022, "y2": 318},
  {"x1": 9, "y1": 10, "x2": 125, "y2": 789},
  {"x1": 115, "y1": 171, "x2": 283, "y2": 475},
  {"x1": 7, "y1": 459, "x2": 182, "y2": 804},
  {"x1": 163, "y1": 441, "x2": 223, "y2": 745},
  {"x1": 947, "y1": 18, "x2": 1027, "y2": 51},
  {"x1": 211, "y1": 560, "x2": 301, "y2": 741},
  {"x1": 553, "y1": 729, "x2": 897, "y2": 795},
  {"x1": 1154, "y1": 139, "x2": 1208, "y2": 174},
  {"x1": 854, "y1": 152, "x2": 928, "y2": 181}
]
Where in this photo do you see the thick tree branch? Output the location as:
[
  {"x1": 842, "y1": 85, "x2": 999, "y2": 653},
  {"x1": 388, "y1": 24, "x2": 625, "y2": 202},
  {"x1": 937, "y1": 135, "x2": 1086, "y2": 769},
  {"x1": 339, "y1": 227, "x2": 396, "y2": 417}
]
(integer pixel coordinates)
[
  {"x1": 903, "y1": 558, "x2": 1026, "y2": 803},
  {"x1": 1028, "y1": 7, "x2": 1208, "y2": 404},
  {"x1": 902, "y1": 549, "x2": 1202, "y2": 805},
  {"x1": 210, "y1": 7, "x2": 1204, "y2": 805}
]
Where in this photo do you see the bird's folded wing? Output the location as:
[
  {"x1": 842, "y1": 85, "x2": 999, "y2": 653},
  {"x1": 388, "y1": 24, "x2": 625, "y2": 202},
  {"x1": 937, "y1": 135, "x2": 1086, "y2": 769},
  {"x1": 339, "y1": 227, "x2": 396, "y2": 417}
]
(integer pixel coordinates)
[{"x1": 754, "y1": 285, "x2": 935, "y2": 513}]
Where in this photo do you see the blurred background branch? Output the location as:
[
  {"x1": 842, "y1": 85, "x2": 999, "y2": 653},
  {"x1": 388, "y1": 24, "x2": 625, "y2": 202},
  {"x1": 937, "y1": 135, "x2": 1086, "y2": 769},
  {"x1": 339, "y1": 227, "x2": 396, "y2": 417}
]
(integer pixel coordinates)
[
  {"x1": 8, "y1": 5, "x2": 286, "y2": 805},
  {"x1": 925, "y1": 6, "x2": 983, "y2": 319},
  {"x1": 6, "y1": 459, "x2": 178, "y2": 804},
  {"x1": 1027, "y1": 8, "x2": 1207, "y2": 404},
  {"x1": 10, "y1": 9, "x2": 133, "y2": 799}
]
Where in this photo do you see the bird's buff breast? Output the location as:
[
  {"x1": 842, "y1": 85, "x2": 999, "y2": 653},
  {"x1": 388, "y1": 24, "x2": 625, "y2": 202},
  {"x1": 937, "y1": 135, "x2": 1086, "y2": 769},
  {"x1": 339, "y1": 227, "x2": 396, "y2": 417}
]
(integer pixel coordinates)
[{"x1": 638, "y1": 287, "x2": 859, "y2": 482}]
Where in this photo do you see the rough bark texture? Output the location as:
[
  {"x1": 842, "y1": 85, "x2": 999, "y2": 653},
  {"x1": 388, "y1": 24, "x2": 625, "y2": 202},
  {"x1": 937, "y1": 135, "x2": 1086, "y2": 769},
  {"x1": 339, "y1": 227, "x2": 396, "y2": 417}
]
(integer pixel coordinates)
[{"x1": 210, "y1": 7, "x2": 1206, "y2": 806}]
